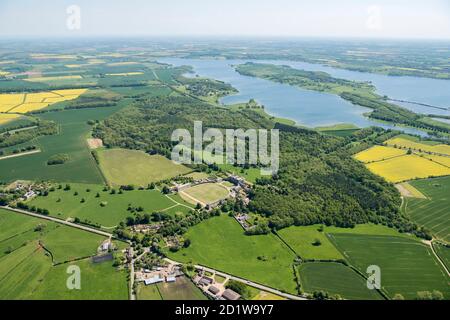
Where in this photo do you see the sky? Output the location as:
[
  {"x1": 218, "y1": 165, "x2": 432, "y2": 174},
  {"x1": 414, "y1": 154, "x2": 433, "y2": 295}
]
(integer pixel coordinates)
[{"x1": 0, "y1": 0, "x2": 449, "y2": 39}]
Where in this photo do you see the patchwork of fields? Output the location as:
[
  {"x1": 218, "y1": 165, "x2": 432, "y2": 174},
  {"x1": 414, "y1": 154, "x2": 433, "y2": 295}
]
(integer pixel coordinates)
[
  {"x1": 0, "y1": 89, "x2": 87, "y2": 113},
  {"x1": 0, "y1": 208, "x2": 127, "y2": 300},
  {"x1": 167, "y1": 215, "x2": 298, "y2": 294},
  {"x1": 0, "y1": 107, "x2": 124, "y2": 183},
  {"x1": 355, "y1": 135, "x2": 450, "y2": 183},
  {"x1": 328, "y1": 233, "x2": 449, "y2": 299}
]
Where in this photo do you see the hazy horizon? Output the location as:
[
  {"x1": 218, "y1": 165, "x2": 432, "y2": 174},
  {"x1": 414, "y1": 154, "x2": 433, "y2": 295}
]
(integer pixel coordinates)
[{"x1": 1, "y1": 0, "x2": 450, "y2": 40}]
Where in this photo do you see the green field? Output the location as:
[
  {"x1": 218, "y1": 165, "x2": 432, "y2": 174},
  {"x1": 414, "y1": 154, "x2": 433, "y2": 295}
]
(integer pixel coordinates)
[
  {"x1": 167, "y1": 215, "x2": 298, "y2": 294},
  {"x1": 0, "y1": 106, "x2": 125, "y2": 183},
  {"x1": 277, "y1": 225, "x2": 344, "y2": 260},
  {"x1": 433, "y1": 243, "x2": 450, "y2": 271},
  {"x1": 97, "y1": 148, "x2": 191, "y2": 186},
  {"x1": 137, "y1": 277, "x2": 206, "y2": 300},
  {"x1": 329, "y1": 233, "x2": 449, "y2": 299},
  {"x1": 28, "y1": 183, "x2": 179, "y2": 227},
  {"x1": 218, "y1": 163, "x2": 261, "y2": 183},
  {"x1": 0, "y1": 209, "x2": 126, "y2": 300},
  {"x1": 137, "y1": 283, "x2": 162, "y2": 300},
  {"x1": 298, "y1": 262, "x2": 384, "y2": 300},
  {"x1": 405, "y1": 177, "x2": 450, "y2": 243},
  {"x1": 29, "y1": 258, "x2": 128, "y2": 300},
  {"x1": 0, "y1": 208, "x2": 106, "y2": 262},
  {"x1": 157, "y1": 277, "x2": 207, "y2": 300},
  {"x1": 181, "y1": 183, "x2": 229, "y2": 205}
]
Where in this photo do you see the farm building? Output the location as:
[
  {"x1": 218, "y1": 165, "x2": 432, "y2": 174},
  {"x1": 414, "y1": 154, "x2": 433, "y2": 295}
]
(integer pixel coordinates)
[
  {"x1": 144, "y1": 275, "x2": 164, "y2": 285},
  {"x1": 208, "y1": 286, "x2": 220, "y2": 295},
  {"x1": 198, "y1": 276, "x2": 214, "y2": 286},
  {"x1": 222, "y1": 289, "x2": 240, "y2": 300}
]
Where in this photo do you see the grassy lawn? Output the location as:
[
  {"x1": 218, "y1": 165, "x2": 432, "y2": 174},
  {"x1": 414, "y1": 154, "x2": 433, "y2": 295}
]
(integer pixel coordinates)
[
  {"x1": 166, "y1": 215, "x2": 298, "y2": 294},
  {"x1": 0, "y1": 106, "x2": 125, "y2": 184},
  {"x1": 277, "y1": 225, "x2": 344, "y2": 260},
  {"x1": 405, "y1": 176, "x2": 450, "y2": 243},
  {"x1": 137, "y1": 283, "x2": 162, "y2": 300},
  {"x1": 298, "y1": 262, "x2": 384, "y2": 300},
  {"x1": 181, "y1": 183, "x2": 229, "y2": 205},
  {"x1": 28, "y1": 183, "x2": 175, "y2": 227},
  {"x1": 328, "y1": 233, "x2": 449, "y2": 299},
  {"x1": 98, "y1": 148, "x2": 191, "y2": 186},
  {"x1": 30, "y1": 259, "x2": 128, "y2": 300},
  {"x1": 218, "y1": 163, "x2": 262, "y2": 183},
  {"x1": 156, "y1": 277, "x2": 207, "y2": 300}
]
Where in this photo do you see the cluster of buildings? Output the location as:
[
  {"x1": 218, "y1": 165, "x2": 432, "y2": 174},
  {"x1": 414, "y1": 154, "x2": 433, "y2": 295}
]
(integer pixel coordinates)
[
  {"x1": 136, "y1": 263, "x2": 184, "y2": 286},
  {"x1": 193, "y1": 272, "x2": 241, "y2": 301}
]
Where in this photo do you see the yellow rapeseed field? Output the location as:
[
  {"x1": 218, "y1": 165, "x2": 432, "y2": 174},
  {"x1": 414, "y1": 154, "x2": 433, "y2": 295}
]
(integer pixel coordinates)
[
  {"x1": 0, "y1": 71, "x2": 10, "y2": 76},
  {"x1": 365, "y1": 155, "x2": 450, "y2": 183},
  {"x1": 25, "y1": 75, "x2": 83, "y2": 82},
  {"x1": 0, "y1": 89, "x2": 87, "y2": 114},
  {"x1": 0, "y1": 94, "x2": 25, "y2": 112},
  {"x1": 0, "y1": 113, "x2": 21, "y2": 125},
  {"x1": 385, "y1": 137, "x2": 450, "y2": 156},
  {"x1": 420, "y1": 153, "x2": 450, "y2": 168},
  {"x1": 354, "y1": 145, "x2": 407, "y2": 163}
]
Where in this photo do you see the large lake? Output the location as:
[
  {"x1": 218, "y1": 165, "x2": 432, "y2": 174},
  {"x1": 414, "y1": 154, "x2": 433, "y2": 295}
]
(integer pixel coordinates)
[{"x1": 159, "y1": 58, "x2": 450, "y2": 136}]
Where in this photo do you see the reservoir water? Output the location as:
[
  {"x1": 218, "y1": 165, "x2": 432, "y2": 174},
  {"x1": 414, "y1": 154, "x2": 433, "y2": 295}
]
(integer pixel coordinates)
[{"x1": 159, "y1": 58, "x2": 450, "y2": 136}]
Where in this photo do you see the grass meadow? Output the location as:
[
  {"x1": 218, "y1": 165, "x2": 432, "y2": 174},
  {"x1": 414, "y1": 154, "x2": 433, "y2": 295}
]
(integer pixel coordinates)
[
  {"x1": 28, "y1": 183, "x2": 178, "y2": 227},
  {"x1": 97, "y1": 148, "x2": 191, "y2": 186},
  {"x1": 166, "y1": 215, "x2": 298, "y2": 294}
]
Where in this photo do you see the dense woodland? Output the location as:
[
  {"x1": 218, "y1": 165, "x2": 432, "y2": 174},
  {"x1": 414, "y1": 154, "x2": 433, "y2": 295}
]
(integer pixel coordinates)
[{"x1": 95, "y1": 90, "x2": 428, "y2": 238}]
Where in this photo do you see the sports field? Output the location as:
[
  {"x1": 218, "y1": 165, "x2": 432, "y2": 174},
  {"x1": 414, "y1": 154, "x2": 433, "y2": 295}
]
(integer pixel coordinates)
[
  {"x1": 0, "y1": 107, "x2": 124, "y2": 183},
  {"x1": 328, "y1": 233, "x2": 449, "y2": 299},
  {"x1": 167, "y1": 215, "x2": 298, "y2": 294},
  {"x1": 277, "y1": 225, "x2": 344, "y2": 260},
  {"x1": 180, "y1": 183, "x2": 230, "y2": 205},
  {"x1": 298, "y1": 262, "x2": 384, "y2": 300},
  {"x1": 28, "y1": 183, "x2": 183, "y2": 227},
  {"x1": 97, "y1": 148, "x2": 191, "y2": 186},
  {"x1": 405, "y1": 176, "x2": 450, "y2": 243},
  {"x1": 354, "y1": 145, "x2": 407, "y2": 163}
]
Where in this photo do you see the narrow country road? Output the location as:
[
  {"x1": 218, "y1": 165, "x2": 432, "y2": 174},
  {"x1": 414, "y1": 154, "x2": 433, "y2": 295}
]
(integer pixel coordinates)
[
  {"x1": 1, "y1": 206, "x2": 113, "y2": 238},
  {"x1": 427, "y1": 240, "x2": 450, "y2": 277},
  {"x1": 164, "y1": 258, "x2": 307, "y2": 301}
]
